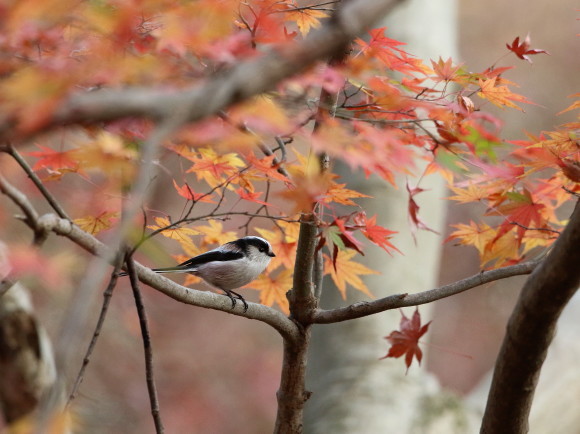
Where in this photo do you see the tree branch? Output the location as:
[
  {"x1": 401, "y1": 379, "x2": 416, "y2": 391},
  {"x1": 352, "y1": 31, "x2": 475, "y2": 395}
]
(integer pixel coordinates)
[
  {"x1": 126, "y1": 255, "x2": 164, "y2": 434},
  {"x1": 312, "y1": 260, "x2": 540, "y2": 324},
  {"x1": 32, "y1": 214, "x2": 299, "y2": 344},
  {"x1": 0, "y1": 0, "x2": 405, "y2": 141},
  {"x1": 481, "y1": 200, "x2": 580, "y2": 434}
]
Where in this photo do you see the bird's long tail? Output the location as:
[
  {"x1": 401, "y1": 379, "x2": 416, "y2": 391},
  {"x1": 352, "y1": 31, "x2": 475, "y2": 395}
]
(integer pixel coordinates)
[{"x1": 117, "y1": 266, "x2": 194, "y2": 277}]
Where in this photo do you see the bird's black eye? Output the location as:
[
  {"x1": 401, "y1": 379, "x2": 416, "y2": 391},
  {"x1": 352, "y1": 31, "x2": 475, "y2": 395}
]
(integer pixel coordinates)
[{"x1": 259, "y1": 247, "x2": 265, "y2": 253}]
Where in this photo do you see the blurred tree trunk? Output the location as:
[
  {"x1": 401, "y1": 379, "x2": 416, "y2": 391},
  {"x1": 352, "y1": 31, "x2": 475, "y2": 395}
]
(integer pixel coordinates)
[
  {"x1": 303, "y1": 1, "x2": 478, "y2": 432},
  {"x1": 0, "y1": 281, "x2": 56, "y2": 427}
]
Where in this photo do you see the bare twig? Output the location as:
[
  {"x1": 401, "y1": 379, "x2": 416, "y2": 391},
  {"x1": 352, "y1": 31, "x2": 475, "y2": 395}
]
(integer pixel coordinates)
[
  {"x1": 3, "y1": 144, "x2": 70, "y2": 220},
  {"x1": 67, "y1": 255, "x2": 124, "y2": 405},
  {"x1": 312, "y1": 260, "x2": 540, "y2": 324},
  {"x1": 481, "y1": 201, "x2": 580, "y2": 434},
  {"x1": 126, "y1": 255, "x2": 164, "y2": 434}
]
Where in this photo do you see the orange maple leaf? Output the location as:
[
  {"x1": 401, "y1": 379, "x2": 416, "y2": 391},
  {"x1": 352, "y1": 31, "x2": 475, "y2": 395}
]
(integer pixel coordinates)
[
  {"x1": 173, "y1": 180, "x2": 215, "y2": 203},
  {"x1": 285, "y1": 7, "x2": 328, "y2": 36},
  {"x1": 477, "y1": 77, "x2": 534, "y2": 112},
  {"x1": 324, "y1": 249, "x2": 378, "y2": 299},
  {"x1": 74, "y1": 211, "x2": 119, "y2": 235},
  {"x1": 246, "y1": 269, "x2": 293, "y2": 313},
  {"x1": 186, "y1": 147, "x2": 245, "y2": 187},
  {"x1": 356, "y1": 213, "x2": 400, "y2": 254}
]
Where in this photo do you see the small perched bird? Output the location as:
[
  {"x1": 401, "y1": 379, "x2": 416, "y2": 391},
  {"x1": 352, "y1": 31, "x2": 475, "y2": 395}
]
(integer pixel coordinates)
[{"x1": 120, "y1": 236, "x2": 275, "y2": 311}]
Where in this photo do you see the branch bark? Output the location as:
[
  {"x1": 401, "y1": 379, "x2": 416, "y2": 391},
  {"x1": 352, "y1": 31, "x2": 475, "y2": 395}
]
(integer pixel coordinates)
[
  {"x1": 481, "y1": 200, "x2": 580, "y2": 434},
  {"x1": 0, "y1": 0, "x2": 405, "y2": 142},
  {"x1": 312, "y1": 260, "x2": 539, "y2": 324}
]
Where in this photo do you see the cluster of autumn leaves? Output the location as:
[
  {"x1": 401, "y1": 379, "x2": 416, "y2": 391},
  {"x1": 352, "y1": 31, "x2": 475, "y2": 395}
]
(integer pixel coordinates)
[{"x1": 1, "y1": 1, "x2": 578, "y2": 315}]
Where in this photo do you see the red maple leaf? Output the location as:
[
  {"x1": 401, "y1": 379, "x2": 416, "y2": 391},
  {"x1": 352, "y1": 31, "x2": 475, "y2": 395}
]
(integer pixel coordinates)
[
  {"x1": 27, "y1": 144, "x2": 78, "y2": 172},
  {"x1": 381, "y1": 308, "x2": 431, "y2": 373},
  {"x1": 407, "y1": 182, "x2": 439, "y2": 240},
  {"x1": 506, "y1": 35, "x2": 549, "y2": 64}
]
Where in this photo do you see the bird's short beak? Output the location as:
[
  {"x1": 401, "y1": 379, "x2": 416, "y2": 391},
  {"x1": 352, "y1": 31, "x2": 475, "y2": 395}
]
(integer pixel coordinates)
[{"x1": 269, "y1": 251, "x2": 276, "y2": 257}]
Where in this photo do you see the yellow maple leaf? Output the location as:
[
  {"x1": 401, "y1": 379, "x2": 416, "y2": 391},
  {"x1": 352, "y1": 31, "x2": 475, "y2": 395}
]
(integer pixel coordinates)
[
  {"x1": 246, "y1": 269, "x2": 293, "y2": 313},
  {"x1": 477, "y1": 77, "x2": 533, "y2": 112},
  {"x1": 195, "y1": 219, "x2": 238, "y2": 246},
  {"x1": 447, "y1": 184, "x2": 488, "y2": 203},
  {"x1": 286, "y1": 8, "x2": 329, "y2": 36},
  {"x1": 481, "y1": 231, "x2": 520, "y2": 268},
  {"x1": 447, "y1": 221, "x2": 495, "y2": 256},
  {"x1": 324, "y1": 250, "x2": 378, "y2": 299},
  {"x1": 324, "y1": 182, "x2": 372, "y2": 206},
  {"x1": 147, "y1": 216, "x2": 200, "y2": 243},
  {"x1": 186, "y1": 147, "x2": 245, "y2": 188},
  {"x1": 74, "y1": 211, "x2": 119, "y2": 235}
]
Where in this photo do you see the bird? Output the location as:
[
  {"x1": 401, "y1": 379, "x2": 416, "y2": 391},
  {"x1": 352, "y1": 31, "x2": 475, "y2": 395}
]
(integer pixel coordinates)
[{"x1": 119, "y1": 236, "x2": 275, "y2": 311}]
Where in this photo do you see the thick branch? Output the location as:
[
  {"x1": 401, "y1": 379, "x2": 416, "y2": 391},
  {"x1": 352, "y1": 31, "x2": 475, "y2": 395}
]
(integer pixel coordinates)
[
  {"x1": 0, "y1": 0, "x2": 404, "y2": 141},
  {"x1": 33, "y1": 214, "x2": 299, "y2": 344},
  {"x1": 312, "y1": 260, "x2": 540, "y2": 324},
  {"x1": 481, "y1": 201, "x2": 580, "y2": 434}
]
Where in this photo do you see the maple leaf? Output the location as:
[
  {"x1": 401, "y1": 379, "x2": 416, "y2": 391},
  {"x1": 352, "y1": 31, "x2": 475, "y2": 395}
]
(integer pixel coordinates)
[
  {"x1": 324, "y1": 249, "x2": 378, "y2": 299},
  {"x1": 381, "y1": 308, "x2": 431, "y2": 373},
  {"x1": 236, "y1": 187, "x2": 274, "y2": 207},
  {"x1": 477, "y1": 77, "x2": 534, "y2": 112},
  {"x1": 430, "y1": 57, "x2": 463, "y2": 83},
  {"x1": 186, "y1": 147, "x2": 245, "y2": 186},
  {"x1": 244, "y1": 152, "x2": 291, "y2": 183},
  {"x1": 173, "y1": 180, "x2": 215, "y2": 203},
  {"x1": 506, "y1": 35, "x2": 549, "y2": 64},
  {"x1": 195, "y1": 220, "x2": 237, "y2": 246},
  {"x1": 557, "y1": 93, "x2": 580, "y2": 115},
  {"x1": 446, "y1": 221, "x2": 496, "y2": 257},
  {"x1": 355, "y1": 213, "x2": 400, "y2": 255},
  {"x1": 407, "y1": 182, "x2": 439, "y2": 240},
  {"x1": 74, "y1": 211, "x2": 119, "y2": 235},
  {"x1": 447, "y1": 184, "x2": 488, "y2": 204},
  {"x1": 323, "y1": 182, "x2": 371, "y2": 206},
  {"x1": 491, "y1": 190, "x2": 548, "y2": 242},
  {"x1": 147, "y1": 216, "x2": 200, "y2": 243},
  {"x1": 285, "y1": 7, "x2": 329, "y2": 36},
  {"x1": 27, "y1": 144, "x2": 78, "y2": 173},
  {"x1": 246, "y1": 269, "x2": 293, "y2": 313}
]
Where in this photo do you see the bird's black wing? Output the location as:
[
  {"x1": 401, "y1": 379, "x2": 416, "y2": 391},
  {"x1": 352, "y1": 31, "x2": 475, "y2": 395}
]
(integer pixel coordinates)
[{"x1": 177, "y1": 249, "x2": 243, "y2": 268}]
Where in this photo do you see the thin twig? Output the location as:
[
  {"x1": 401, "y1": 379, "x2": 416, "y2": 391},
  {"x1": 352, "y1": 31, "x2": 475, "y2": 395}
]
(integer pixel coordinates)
[
  {"x1": 126, "y1": 255, "x2": 164, "y2": 434},
  {"x1": 3, "y1": 144, "x2": 71, "y2": 220},
  {"x1": 67, "y1": 254, "x2": 124, "y2": 405}
]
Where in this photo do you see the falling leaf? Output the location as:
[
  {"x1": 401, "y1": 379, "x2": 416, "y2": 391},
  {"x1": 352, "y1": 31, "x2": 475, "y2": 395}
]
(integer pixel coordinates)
[{"x1": 381, "y1": 308, "x2": 431, "y2": 373}]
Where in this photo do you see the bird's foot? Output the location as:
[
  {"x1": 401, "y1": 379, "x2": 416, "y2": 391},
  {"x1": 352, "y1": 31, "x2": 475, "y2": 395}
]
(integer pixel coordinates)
[{"x1": 223, "y1": 290, "x2": 248, "y2": 312}]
